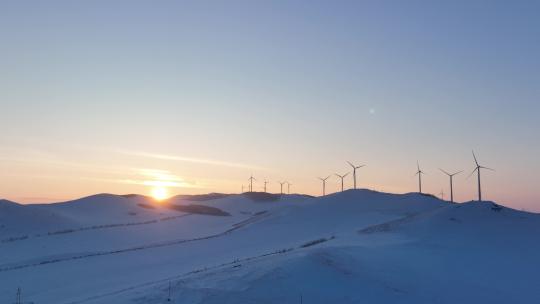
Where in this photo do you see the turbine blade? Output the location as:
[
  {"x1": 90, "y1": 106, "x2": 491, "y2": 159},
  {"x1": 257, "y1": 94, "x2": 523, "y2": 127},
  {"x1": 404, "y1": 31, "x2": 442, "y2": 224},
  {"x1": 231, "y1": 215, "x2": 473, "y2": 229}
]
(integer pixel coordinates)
[
  {"x1": 481, "y1": 166, "x2": 495, "y2": 172},
  {"x1": 347, "y1": 161, "x2": 354, "y2": 168},
  {"x1": 439, "y1": 168, "x2": 450, "y2": 176},
  {"x1": 472, "y1": 150, "x2": 479, "y2": 166},
  {"x1": 452, "y1": 170, "x2": 464, "y2": 176},
  {"x1": 467, "y1": 168, "x2": 478, "y2": 179}
]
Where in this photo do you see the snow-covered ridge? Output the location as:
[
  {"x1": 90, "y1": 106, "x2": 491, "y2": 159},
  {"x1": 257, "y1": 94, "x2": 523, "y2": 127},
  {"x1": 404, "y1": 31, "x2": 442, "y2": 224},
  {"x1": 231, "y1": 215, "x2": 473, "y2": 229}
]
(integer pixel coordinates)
[{"x1": 0, "y1": 190, "x2": 538, "y2": 303}]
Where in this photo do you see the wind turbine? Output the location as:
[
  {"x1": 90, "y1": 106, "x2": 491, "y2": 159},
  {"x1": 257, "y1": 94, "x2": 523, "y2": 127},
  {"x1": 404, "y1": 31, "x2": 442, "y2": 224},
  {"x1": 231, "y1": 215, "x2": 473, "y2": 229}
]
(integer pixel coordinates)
[
  {"x1": 439, "y1": 168, "x2": 463, "y2": 203},
  {"x1": 347, "y1": 161, "x2": 365, "y2": 190},
  {"x1": 469, "y1": 151, "x2": 494, "y2": 201},
  {"x1": 263, "y1": 180, "x2": 269, "y2": 193},
  {"x1": 279, "y1": 181, "x2": 286, "y2": 195},
  {"x1": 286, "y1": 181, "x2": 292, "y2": 194},
  {"x1": 318, "y1": 176, "x2": 331, "y2": 196},
  {"x1": 248, "y1": 174, "x2": 256, "y2": 192},
  {"x1": 335, "y1": 172, "x2": 349, "y2": 192},
  {"x1": 439, "y1": 189, "x2": 445, "y2": 200},
  {"x1": 241, "y1": 185, "x2": 244, "y2": 193},
  {"x1": 415, "y1": 161, "x2": 425, "y2": 193}
]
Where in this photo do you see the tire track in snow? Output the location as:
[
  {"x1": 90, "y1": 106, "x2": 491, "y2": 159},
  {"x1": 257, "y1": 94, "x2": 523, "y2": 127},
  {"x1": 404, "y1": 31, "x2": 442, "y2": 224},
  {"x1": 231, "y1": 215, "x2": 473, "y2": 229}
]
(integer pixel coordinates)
[
  {"x1": 63, "y1": 246, "x2": 294, "y2": 304},
  {"x1": 0, "y1": 211, "x2": 271, "y2": 273},
  {"x1": 63, "y1": 233, "x2": 338, "y2": 304},
  {"x1": 357, "y1": 206, "x2": 446, "y2": 234},
  {"x1": 0, "y1": 214, "x2": 191, "y2": 245}
]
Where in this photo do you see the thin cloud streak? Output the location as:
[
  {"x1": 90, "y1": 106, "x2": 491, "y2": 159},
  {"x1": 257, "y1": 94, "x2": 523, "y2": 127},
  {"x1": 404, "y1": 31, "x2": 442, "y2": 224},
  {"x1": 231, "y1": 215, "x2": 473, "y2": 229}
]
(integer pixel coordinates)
[
  {"x1": 128, "y1": 168, "x2": 200, "y2": 188},
  {"x1": 79, "y1": 175, "x2": 200, "y2": 189},
  {"x1": 119, "y1": 179, "x2": 198, "y2": 188},
  {"x1": 120, "y1": 151, "x2": 268, "y2": 170}
]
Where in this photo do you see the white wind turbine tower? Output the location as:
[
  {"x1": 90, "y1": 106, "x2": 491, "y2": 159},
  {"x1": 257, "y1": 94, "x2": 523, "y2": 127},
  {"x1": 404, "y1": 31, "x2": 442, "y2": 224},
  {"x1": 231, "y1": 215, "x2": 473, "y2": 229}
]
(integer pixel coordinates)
[
  {"x1": 263, "y1": 180, "x2": 269, "y2": 193},
  {"x1": 278, "y1": 181, "x2": 286, "y2": 195},
  {"x1": 415, "y1": 161, "x2": 425, "y2": 193},
  {"x1": 439, "y1": 168, "x2": 462, "y2": 203},
  {"x1": 286, "y1": 181, "x2": 292, "y2": 194},
  {"x1": 248, "y1": 174, "x2": 256, "y2": 192},
  {"x1": 318, "y1": 176, "x2": 331, "y2": 196},
  {"x1": 347, "y1": 161, "x2": 365, "y2": 190},
  {"x1": 335, "y1": 172, "x2": 349, "y2": 192},
  {"x1": 469, "y1": 151, "x2": 494, "y2": 201}
]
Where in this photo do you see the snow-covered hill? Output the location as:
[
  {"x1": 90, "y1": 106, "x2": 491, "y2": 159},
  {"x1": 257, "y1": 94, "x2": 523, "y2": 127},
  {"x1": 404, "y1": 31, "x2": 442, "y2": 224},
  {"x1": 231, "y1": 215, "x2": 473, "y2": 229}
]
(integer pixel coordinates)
[
  {"x1": 0, "y1": 199, "x2": 77, "y2": 239},
  {"x1": 0, "y1": 190, "x2": 538, "y2": 303}
]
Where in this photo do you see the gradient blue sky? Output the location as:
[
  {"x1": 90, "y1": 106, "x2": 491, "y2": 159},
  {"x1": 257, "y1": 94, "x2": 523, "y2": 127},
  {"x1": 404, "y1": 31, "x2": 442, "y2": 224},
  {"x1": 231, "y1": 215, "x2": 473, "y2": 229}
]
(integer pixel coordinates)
[{"x1": 1, "y1": 1, "x2": 539, "y2": 211}]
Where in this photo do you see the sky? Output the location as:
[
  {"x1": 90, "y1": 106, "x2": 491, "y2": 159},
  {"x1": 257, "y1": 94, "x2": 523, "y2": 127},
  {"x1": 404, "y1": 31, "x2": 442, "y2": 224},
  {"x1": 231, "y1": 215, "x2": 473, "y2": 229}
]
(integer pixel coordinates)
[{"x1": 1, "y1": 1, "x2": 539, "y2": 211}]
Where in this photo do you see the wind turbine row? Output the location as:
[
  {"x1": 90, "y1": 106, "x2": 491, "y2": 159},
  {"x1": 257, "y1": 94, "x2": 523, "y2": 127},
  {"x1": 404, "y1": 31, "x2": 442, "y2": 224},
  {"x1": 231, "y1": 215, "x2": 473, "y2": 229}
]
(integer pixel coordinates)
[
  {"x1": 241, "y1": 151, "x2": 493, "y2": 202},
  {"x1": 241, "y1": 175, "x2": 293, "y2": 195},
  {"x1": 418, "y1": 151, "x2": 494, "y2": 203},
  {"x1": 318, "y1": 161, "x2": 366, "y2": 195}
]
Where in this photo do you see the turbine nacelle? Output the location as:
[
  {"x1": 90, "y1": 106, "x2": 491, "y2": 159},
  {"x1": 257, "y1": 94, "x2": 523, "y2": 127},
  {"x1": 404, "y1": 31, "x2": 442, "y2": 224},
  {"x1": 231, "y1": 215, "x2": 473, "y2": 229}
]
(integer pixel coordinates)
[
  {"x1": 347, "y1": 161, "x2": 365, "y2": 170},
  {"x1": 415, "y1": 161, "x2": 425, "y2": 176},
  {"x1": 468, "y1": 151, "x2": 495, "y2": 179},
  {"x1": 440, "y1": 168, "x2": 463, "y2": 177},
  {"x1": 335, "y1": 172, "x2": 349, "y2": 179}
]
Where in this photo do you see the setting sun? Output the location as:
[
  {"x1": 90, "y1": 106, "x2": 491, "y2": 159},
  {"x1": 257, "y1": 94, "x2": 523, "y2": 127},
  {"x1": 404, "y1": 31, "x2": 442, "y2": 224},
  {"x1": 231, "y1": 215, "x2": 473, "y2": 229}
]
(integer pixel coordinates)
[{"x1": 151, "y1": 187, "x2": 168, "y2": 201}]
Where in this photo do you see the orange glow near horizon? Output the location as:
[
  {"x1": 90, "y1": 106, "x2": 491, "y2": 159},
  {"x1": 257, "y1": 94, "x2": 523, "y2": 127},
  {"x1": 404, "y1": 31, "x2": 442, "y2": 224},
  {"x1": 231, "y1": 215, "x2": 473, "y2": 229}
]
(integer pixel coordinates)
[{"x1": 0, "y1": 144, "x2": 538, "y2": 213}]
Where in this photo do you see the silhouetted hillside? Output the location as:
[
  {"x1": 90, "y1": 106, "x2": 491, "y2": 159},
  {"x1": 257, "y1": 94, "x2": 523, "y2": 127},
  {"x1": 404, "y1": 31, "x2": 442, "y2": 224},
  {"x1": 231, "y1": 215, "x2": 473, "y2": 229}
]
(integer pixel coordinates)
[
  {"x1": 242, "y1": 192, "x2": 281, "y2": 202},
  {"x1": 173, "y1": 193, "x2": 233, "y2": 202},
  {"x1": 167, "y1": 204, "x2": 230, "y2": 216}
]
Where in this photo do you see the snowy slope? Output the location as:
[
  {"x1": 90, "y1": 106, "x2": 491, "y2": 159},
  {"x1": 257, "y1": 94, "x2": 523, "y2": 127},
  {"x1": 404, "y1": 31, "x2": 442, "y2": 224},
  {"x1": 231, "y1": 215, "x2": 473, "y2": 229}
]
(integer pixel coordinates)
[
  {"x1": 0, "y1": 190, "x2": 538, "y2": 304},
  {"x1": 35, "y1": 194, "x2": 181, "y2": 225},
  {"x1": 0, "y1": 199, "x2": 77, "y2": 239},
  {"x1": 125, "y1": 199, "x2": 540, "y2": 304}
]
